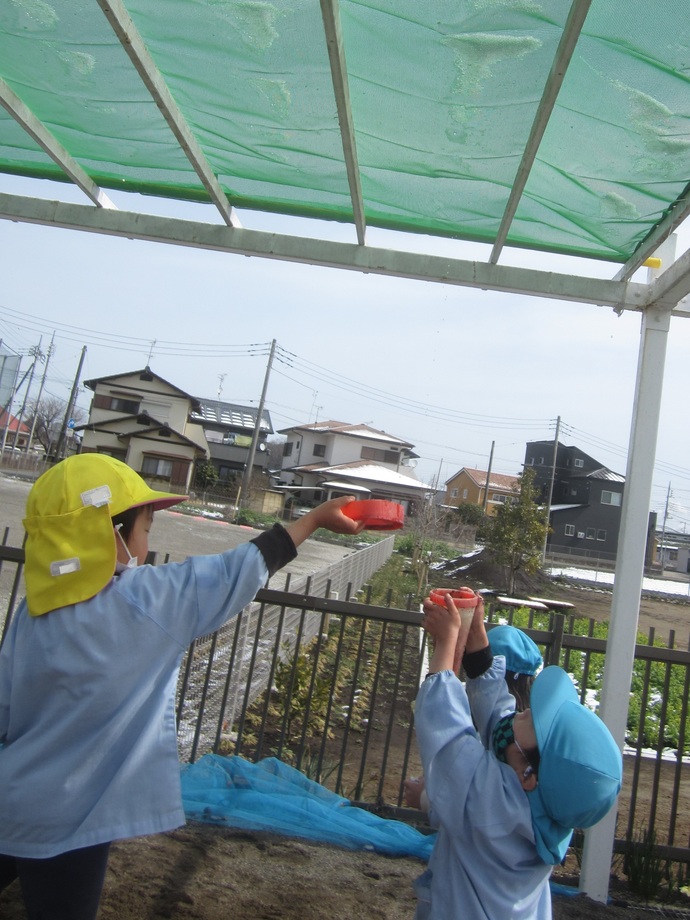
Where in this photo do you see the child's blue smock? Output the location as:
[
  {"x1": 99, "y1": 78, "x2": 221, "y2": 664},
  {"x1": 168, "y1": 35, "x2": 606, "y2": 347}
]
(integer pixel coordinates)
[
  {"x1": 413, "y1": 662, "x2": 552, "y2": 920},
  {"x1": 0, "y1": 529, "x2": 291, "y2": 858}
]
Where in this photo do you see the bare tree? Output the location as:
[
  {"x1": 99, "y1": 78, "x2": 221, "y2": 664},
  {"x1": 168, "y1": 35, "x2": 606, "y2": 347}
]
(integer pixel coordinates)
[{"x1": 26, "y1": 397, "x2": 85, "y2": 453}]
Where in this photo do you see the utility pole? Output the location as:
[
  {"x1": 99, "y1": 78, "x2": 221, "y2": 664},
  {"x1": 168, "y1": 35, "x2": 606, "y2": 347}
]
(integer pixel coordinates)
[
  {"x1": 659, "y1": 482, "x2": 671, "y2": 575},
  {"x1": 237, "y1": 339, "x2": 276, "y2": 513},
  {"x1": 482, "y1": 440, "x2": 495, "y2": 515},
  {"x1": 541, "y1": 415, "x2": 561, "y2": 564},
  {"x1": 26, "y1": 333, "x2": 55, "y2": 452},
  {"x1": 10, "y1": 340, "x2": 42, "y2": 450},
  {"x1": 55, "y1": 346, "x2": 86, "y2": 461}
]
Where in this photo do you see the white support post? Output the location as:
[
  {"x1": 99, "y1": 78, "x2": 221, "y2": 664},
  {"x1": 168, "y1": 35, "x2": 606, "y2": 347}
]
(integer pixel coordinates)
[{"x1": 579, "y1": 302, "x2": 672, "y2": 901}]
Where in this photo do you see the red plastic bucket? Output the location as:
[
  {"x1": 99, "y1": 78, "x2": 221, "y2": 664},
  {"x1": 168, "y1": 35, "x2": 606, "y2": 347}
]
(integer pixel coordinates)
[{"x1": 342, "y1": 499, "x2": 404, "y2": 530}]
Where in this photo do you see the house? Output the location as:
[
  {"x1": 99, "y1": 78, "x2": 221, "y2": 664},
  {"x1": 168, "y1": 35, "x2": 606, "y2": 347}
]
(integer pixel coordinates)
[
  {"x1": 79, "y1": 367, "x2": 208, "y2": 494},
  {"x1": 0, "y1": 408, "x2": 30, "y2": 452},
  {"x1": 443, "y1": 467, "x2": 518, "y2": 516},
  {"x1": 524, "y1": 440, "x2": 627, "y2": 561},
  {"x1": 275, "y1": 420, "x2": 434, "y2": 514},
  {"x1": 655, "y1": 528, "x2": 690, "y2": 574},
  {"x1": 189, "y1": 397, "x2": 273, "y2": 484}
]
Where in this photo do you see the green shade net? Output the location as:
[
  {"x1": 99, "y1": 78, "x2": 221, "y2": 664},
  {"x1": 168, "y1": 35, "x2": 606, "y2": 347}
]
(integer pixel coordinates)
[{"x1": 0, "y1": 0, "x2": 689, "y2": 262}]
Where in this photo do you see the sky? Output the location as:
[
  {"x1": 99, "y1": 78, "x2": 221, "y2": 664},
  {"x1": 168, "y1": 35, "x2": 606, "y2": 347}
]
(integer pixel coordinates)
[{"x1": 1, "y1": 173, "x2": 689, "y2": 533}]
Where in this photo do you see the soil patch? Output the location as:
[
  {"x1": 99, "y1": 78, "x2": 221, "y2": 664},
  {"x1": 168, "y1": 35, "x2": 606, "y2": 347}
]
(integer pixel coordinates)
[{"x1": 3, "y1": 824, "x2": 688, "y2": 920}]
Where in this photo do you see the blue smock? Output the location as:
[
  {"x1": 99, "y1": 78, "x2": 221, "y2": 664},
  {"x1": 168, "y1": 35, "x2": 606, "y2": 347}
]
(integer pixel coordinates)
[
  {"x1": 0, "y1": 527, "x2": 293, "y2": 858},
  {"x1": 413, "y1": 663, "x2": 552, "y2": 920}
]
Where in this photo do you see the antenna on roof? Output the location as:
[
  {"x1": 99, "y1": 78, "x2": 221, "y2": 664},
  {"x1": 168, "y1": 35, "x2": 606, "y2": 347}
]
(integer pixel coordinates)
[{"x1": 217, "y1": 373, "x2": 226, "y2": 401}]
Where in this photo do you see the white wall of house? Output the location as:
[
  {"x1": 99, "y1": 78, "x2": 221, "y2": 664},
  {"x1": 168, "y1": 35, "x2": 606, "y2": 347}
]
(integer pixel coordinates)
[{"x1": 283, "y1": 428, "x2": 406, "y2": 472}]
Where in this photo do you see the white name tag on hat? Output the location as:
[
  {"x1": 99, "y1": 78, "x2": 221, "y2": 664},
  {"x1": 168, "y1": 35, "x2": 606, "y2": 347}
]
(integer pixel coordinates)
[
  {"x1": 50, "y1": 558, "x2": 82, "y2": 577},
  {"x1": 81, "y1": 485, "x2": 112, "y2": 508}
]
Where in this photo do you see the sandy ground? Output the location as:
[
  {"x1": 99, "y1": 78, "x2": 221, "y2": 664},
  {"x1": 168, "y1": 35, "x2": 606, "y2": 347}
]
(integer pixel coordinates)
[{"x1": 0, "y1": 823, "x2": 676, "y2": 920}]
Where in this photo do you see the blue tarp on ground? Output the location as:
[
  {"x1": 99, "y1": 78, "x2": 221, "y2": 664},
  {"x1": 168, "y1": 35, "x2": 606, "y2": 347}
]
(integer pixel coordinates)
[
  {"x1": 180, "y1": 754, "x2": 434, "y2": 861},
  {"x1": 181, "y1": 755, "x2": 583, "y2": 900}
]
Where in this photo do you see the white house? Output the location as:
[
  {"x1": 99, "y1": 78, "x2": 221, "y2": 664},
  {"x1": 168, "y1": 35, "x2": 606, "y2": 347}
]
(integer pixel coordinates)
[{"x1": 275, "y1": 420, "x2": 434, "y2": 514}]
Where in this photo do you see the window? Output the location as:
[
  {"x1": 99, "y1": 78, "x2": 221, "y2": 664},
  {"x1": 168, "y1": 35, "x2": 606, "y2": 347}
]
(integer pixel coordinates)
[
  {"x1": 450, "y1": 488, "x2": 458, "y2": 498},
  {"x1": 564, "y1": 524, "x2": 575, "y2": 536},
  {"x1": 601, "y1": 490, "x2": 622, "y2": 506},
  {"x1": 586, "y1": 528, "x2": 596, "y2": 540},
  {"x1": 538, "y1": 456, "x2": 544, "y2": 464},
  {"x1": 527, "y1": 457, "x2": 534, "y2": 465},
  {"x1": 97, "y1": 448, "x2": 127, "y2": 462},
  {"x1": 93, "y1": 393, "x2": 140, "y2": 414},
  {"x1": 492, "y1": 493, "x2": 507, "y2": 503},
  {"x1": 574, "y1": 458, "x2": 584, "y2": 468},
  {"x1": 141, "y1": 456, "x2": 173, "y2": 478},
  {"x1": 283, "y1": 442, "x2": 293, "y2": 457},
  {"x1": 313, "y1": 443, "x2": 326, "y2": 457},
  {"x1": 597, "y1": 529, "x2": 607, "y2": 541},
  {"x1": 361, "y1": 446, "x2": 399, "y2": 464},
  {"x1": 462, "y1": 488, "x2": 468, "y2": 500}
]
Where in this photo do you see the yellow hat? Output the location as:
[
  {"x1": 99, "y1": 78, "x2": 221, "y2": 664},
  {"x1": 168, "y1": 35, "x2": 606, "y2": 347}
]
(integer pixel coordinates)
[{"x1": 23, "y1": 454, "x2": 186, "y2": 616}]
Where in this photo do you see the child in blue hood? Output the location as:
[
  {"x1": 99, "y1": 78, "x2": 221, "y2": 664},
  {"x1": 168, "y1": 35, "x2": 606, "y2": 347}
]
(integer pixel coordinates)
[
  {"x1": 413, "y1": 590, "x2": 622, "y2": 919},
  {"x1": 404, "y1": 620, "x2": 543, "y2": 812}
]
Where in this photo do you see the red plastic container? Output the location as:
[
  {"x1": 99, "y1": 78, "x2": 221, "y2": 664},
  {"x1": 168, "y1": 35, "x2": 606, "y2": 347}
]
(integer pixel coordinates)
[
  {"x1": 342, "y1": 499, "x2": 404, "y2": 530},
  {"x1": 429, "y1": 587, "x2": 477, "y2": 609}
]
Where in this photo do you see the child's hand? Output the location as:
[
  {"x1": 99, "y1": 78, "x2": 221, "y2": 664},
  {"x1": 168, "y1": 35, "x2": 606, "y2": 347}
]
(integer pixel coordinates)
[
  {"x1": 403, "y1": 776, "x2": 426, "y2": 810},
  {"x1": 427, "y1": 587, "x2": 479, "y2": 671},
  {"x1": 285, "y1": 496, "x2": 365, "y2": 549},
  {"x1": 311, "y1": 496, "x2": 367, "y2": 534},
  {"x1": 465, "y1": 593, "x2": 489, "y2": 654},
  {"x1": 422, "y1": 596, "x2": 462, "y2": 675},
  {"x1": 422, "y1": 595, "x2": 461, "y2": 644}
]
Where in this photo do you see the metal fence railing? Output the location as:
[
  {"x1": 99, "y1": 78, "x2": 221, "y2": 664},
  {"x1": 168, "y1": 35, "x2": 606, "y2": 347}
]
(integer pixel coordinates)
[{"x1": 1, "y1": 539, "x2": 689, "y2": 868}]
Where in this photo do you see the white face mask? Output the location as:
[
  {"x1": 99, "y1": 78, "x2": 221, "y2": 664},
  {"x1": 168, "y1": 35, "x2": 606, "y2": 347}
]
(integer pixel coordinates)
[{"x1": 114, "y1": 523, "x2": 138, "y2": 571}]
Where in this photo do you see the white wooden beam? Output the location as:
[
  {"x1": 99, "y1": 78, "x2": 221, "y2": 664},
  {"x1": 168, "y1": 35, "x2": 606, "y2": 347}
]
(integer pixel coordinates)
[
  {"x1": 489, "y1": 0, "x2": 591, "y2": 264},
  {"x1": 614, "y1": 191, "x2": 690, "y2": 281},
  {"x1": 320, "y1": 0, "x2": 366, "y2": 245},
  {"x1": 0, "y1": 78, "x2": 116, "y2": 209},
  {"x1": 0, "y1": 190, "x2": 660, "y2": 312},
  {"x1": 642, "y1": 244, "x2": 690, "y2": 311},
  {"x1": 579, "y1": 302, "x2": 673, "y2": 901},
  {"x1": 96, "y1": 0, "x2": 241, "y2": 228}
]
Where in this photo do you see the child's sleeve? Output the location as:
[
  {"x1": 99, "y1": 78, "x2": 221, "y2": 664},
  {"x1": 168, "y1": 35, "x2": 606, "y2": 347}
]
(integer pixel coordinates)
[
  {"x1": 118, "y1": 525, "x2": 297, "y2": 646},
  {"x1": 414, "y1": 671, "x2": 485, "y2": 816},
  {"x1": 466, "y1": 656, "x2": 516, "y2": 748},
  {"x1": 249, "y1": 524, "x2": 297, "y2": 576}
]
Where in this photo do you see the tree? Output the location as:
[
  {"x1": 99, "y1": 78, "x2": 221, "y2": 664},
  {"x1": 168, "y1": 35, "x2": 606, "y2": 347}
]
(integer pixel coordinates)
[
  {"x1": 453, "y1": 502, "x2": 485, "y2": 526},
  {"x1": 25, "y1": 397, "x2": 85, "y2": 453},
  {"x1": 482, "y1": 467, "x2": 549, "y2": 594},
  {"x1": 194, "y1": 459, "x2": 218, "y2": 490},
  {"x1": 265, "y1": 435, "x2": 287, "y2": 472}
]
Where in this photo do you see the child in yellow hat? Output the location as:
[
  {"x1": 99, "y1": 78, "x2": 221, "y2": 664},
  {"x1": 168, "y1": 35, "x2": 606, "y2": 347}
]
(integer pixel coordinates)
[{"x1": 0, "y1": 454, "x2": 364, "y2": 920}]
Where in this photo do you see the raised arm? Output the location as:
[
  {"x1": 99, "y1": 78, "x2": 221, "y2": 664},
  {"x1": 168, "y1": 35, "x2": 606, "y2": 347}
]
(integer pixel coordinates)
[{"x1": 284, "y1": 495, "x2": 365, "y2": 548}]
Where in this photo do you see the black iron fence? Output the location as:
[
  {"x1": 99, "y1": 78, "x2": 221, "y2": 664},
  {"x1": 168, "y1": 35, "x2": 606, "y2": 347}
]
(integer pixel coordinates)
[{"x1": 1, "y1": 540, "x2": 689, "y2": 868}]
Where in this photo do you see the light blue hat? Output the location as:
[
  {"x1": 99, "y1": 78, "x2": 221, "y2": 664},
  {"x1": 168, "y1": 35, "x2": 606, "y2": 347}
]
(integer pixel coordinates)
[
  {"x1": 488, "y1": 624, "x2": 542, "y2": 676},
  {"x1": 527, "y1": 667, "x2": 622, "y2": 864}
]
